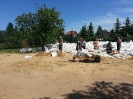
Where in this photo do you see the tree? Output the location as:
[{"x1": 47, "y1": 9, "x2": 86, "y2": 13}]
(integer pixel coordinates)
[
  {"x1": 109, "y1": 29, "x2": 116, "y2": 41},
  {"x1": 79, "y1": 23, "x2": 88, "y2": 41},
  {"x1": 3, "y1": 22, "x2": 22, "y2": 48},
  {"x1": 114, "y1": 17, "x2": 121, "y2": 36},
  {"x1": 6, "y1": 22, "x2": 14, "y2": 33},
  {"x1": 95, "y1": 25, "x2": 105, "y2": 40},
  {"x1": 131, "y1": 24, "x2": 133, "y2": 36},
  {"x1": 15, "y1": 5, "x2": 65, "y2": 51},
  {"x1": 0, "y1": 30, "x2": 4, "y2": 44},
  {"x1": 87, "y1": 22, "x2": 94, "y2": 41},
  {"x1": 123, "y1": 17, "x2": 132, "y2": 35},
  {"x1": 63, "y1": 34, "x2": 78, "y2": 43},
  {"x1": 4, "y1": 22, "x2": 15, "y2": 48},
  {"x1": 125, "y1": 33, "x2": 132, "y2": 41}
]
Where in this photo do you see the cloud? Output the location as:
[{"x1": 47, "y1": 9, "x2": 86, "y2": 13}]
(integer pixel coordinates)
[
  {"x1": 111, "y1": 7, "x2": 133, "y2": 22},
  {"x1": 65, "y1": 12, "x2": 117, "y2": 33},
  {"x1": 65, "y1": 0, "x2": 133, "y2": 33},
  {"x1": 92, "y1": 12, "x2": 117, "y2": 31},
  {"x1": 65, "y1": 10, "x2": 133, "y2": 33}
]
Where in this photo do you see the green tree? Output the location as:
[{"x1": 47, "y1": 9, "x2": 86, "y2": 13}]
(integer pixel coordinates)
[
  {"x1": 0, "y1": 30, "x2": 4, "y2": 44},
  {"x1": 125, "y1": 33, "x2": 132, "y2": 41},
  {"x1": 4, "y1": 22, "x2": 14, "y2": 48},
  {"x1": 79, "y1": 23, "x2": 88, "y2": 41},
  {"x1": 122, "y1": 17, "x2": 132, "y2": 40},
  {"x1": 15, "y1": 5, "x2": 65, "y2": 51},
  {"x1": 109, "y1": 29, "x2": 116, "y2": 41},
  {"x1": 87, "y1": 22, "x2": 94, "y2": 41},
  {"x1": 3, "y1": 22, "x2": 22, "y2": 48},
  {"x1": 131, "y1": 24, "x2": 133, "y2": 36},
  {"x1": 0, "y1": 30, "x2": 5, "y2": 49},
  {"x1": 15, "y1": 12, "x2": 41, "y2": 47},
  {"x1": 63, "y1": 34, "x2": 78, "y2": 43},
  {"x1": 114, "y1": 17, "x2": 121, "y2": 37},
  {"x1": 0, "y1": 30, "x2": 2, "y2": 43},
  {"x1": 6, "y1": 22, "x2": 14, "y2": 33},
  {"x1": 95, "y1": 25, "x2": 105, "y2": 40},
  {"x1": 123, "y1": 17, "x2": 131, "y2": 34}
]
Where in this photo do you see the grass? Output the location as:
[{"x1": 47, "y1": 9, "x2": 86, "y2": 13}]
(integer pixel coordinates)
[{"x1": 0, "y1": 48, "x2": 20, "y2": 54}]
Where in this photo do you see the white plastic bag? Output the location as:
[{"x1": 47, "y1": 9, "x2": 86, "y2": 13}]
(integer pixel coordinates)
[{"x1": 51, "y1": 51, "x2": 57, "y2": 57}]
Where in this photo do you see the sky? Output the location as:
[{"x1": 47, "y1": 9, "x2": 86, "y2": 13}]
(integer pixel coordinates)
[{"x1": 0, "y1": 0, "x2": 133, "y2": 33}]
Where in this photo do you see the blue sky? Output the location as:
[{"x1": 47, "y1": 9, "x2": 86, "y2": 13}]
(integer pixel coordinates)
[{"x1": 0, "y1": 0, "x2": 133, "y2": 33}]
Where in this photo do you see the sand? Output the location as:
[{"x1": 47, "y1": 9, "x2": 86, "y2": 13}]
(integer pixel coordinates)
[{"x1": 0, "y1": 52, "x2": 133, "y2": 99}]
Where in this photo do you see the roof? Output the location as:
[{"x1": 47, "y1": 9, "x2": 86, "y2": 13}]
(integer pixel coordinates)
[{"x1": 65, "y1": 30, "x2": 78, "y2": 36}]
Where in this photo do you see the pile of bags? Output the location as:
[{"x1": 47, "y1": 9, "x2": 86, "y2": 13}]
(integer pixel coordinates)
[{"x1": 20, "y1": 41, "x2": 133, "y2": 59}]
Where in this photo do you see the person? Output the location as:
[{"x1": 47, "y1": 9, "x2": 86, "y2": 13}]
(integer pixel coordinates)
[
  {"x1": 73, "y1": 37, "x2": 82, "y2": 61},
  {"x1": 117, "y1": 37, "x2": 122, "y2": 53},
  {"x1": 81, "y1": 38, "x2": 86, "y2": 49},
  {"x1": 76, "y1": 37, "x2": 82, "y2": 55},
  {"x1": 93, "y1": 37, "x2": 99, "y2": 50},
  {"x1": 59, "y1": 36, "x2": 63, "y2": 52},
  {"x1": 106, "y1": 41, "x2": 112, "y2": 54}
]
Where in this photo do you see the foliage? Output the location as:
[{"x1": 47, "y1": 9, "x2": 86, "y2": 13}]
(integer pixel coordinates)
[
  {"x1": 15, "y1": 5, "x2": 64, "y2": 51},
  {"x1": 0, "y1": 30, "x2": 4, "y2": 43},
  {"x1": 114, "y1": 17, "x2": 121, "y2": 36},
  {"x1": 79, "y1": 23, "x2": 88, "y2": 41},
  {"x1": 1, "y1": 23, "x2": 22, "y2": 49},
  {"x1": 87, "y1": 22, "x2": 95, "y2": 41},
  {"x1": 1, "y1": 11, "x2": 133, "y2": 50},
  {"x1": 6, "y1": 22, "x2": 14, "y2": 33},
  {"x1": 95, "y1": 25, "x2": 105, "y2": 40},
  {"x1": 123, "y1": 17, "x2": 132, "y2": 34},
  {"x1": 125, "y1": 33, "x2": 132, "y2": 41},
  {"x1": 109, "y1": 29, "x2": 116, "y2": 41},
  {"x1": 63, "y1": 34, "x2": 78, "y2": 43}
]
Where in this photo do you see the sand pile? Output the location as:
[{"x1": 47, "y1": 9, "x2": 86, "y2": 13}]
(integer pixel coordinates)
[
  {"x1": 35, "y1": 51, "x2": 52, "y2": 56},
  {"x1": 1, "y1": 53, "x2": 133, "y2": 99},
  {"x1": 35, "y1": 51, "x2": 65, "y2": 57},
  {"x1": 56, "y1": 51, "x2": 65, "y2": 57}
]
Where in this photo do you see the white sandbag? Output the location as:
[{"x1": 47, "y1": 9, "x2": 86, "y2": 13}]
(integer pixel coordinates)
[
  {"x1": 45, "y1": 50, "x2": 50, "y2": 53},
  {"x1": 20, "y1": 48, "x2": 27, "y2": 53},
  {"x1": 28, "y1": 48, "x2": 32, "y2": 52},
  {"x1": 129, "y1": 50, "x2": 133, "y2": 56},
  {"x1": 51, "y1": 51, "x2": 57, "y2": 57},
  {"x1": 25, "y1": 55, "x2": 32, "y2": 58}
]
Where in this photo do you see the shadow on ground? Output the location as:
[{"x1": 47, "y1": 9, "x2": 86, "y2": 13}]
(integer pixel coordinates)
[
  {"x1": 39, "y1": 97, "x2": 50, "y2": 99},
  {"x1": 68, "y1": 59, "x2": 100, "y2": 63},
  {"x1": 39, "y1": 81, "x2": 133, "y2": 99},
  {"x1": 63, "y1": 81, "x2": 133, "y2": 99}
]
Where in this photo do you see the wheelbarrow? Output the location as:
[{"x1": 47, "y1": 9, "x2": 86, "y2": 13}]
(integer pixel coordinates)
[{"x1": 73, "y1": 53, "x2": 101, "y2": 62}]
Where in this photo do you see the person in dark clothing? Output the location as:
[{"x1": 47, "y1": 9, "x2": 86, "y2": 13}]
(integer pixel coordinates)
[
  {"x1": 76, "y1": 38, "x2": 82, "y2": 56},
  {"x1": 81, "y1": 38, "x2": 86, "y2": 49},
  {"x1": 106, "y1": 41, "x2": 112, "y2": 54},
  {"x1": 117, "y1": 37, "x2": 122, "y2": 53},
  {"x1": 59, "y1": 36, "x2": 63, "y2": 52},
  {"x1": 73, "y1": 37, "x2": 83, "y2": 61}
]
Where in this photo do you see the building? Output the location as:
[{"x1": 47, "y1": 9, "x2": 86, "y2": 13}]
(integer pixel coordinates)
[{"x1": 65, "y1": 30, "x2": 78, "y2": 37}]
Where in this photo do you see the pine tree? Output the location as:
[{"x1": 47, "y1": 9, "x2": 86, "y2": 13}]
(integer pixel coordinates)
[
  {"x1": 114, "y1": 17, "x2": 121, "y2": 37},
  {"x1": 87, "y1": 22, "x2": 94, "y2": 41},
  {"x1": 95, "y1": 25, "x2": 105, "y2": 40},
  {"x1": 123, "y1": 17, "x2": 132, "y2": 35},
  {"x1": 79, "y1": 23, "x2": 87, "y2": 41}
]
